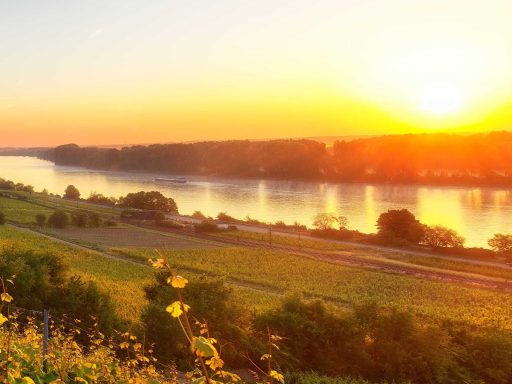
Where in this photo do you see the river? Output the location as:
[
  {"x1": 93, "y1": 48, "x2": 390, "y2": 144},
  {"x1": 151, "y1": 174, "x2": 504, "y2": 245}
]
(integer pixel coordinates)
[{"x1": 0, "y1": 156, "x2": 511, "y2": 247}]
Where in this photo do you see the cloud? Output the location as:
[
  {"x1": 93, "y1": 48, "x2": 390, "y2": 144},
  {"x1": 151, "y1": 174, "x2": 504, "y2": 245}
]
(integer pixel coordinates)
[{"x1": 88, "y1": 28, "x2": 104, "y2": 40}]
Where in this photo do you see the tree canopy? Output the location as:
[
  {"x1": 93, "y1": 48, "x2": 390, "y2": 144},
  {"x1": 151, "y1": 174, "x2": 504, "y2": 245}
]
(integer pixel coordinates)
[
  {"x1": 64, "y1": 184, "x2": 80, "y2": 200},
  {"x1": 119, "y1": 191, "x2": 178, "y2": 213}
]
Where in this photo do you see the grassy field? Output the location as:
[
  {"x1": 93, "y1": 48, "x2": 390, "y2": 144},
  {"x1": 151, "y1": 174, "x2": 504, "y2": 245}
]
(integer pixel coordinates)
[
  {"x1": 0, "y1": 195, "x2": 55, "y2": 224},
  {"x1": 0, "y1": 191, "x2": 119, "y2": 223},
  {"x1": 115, "y1": 247, "x2": 512, "y2": 329},
  {"x1": 41, "y1": 226, "x2": 223, "y2": 250},
  {"x1": 3, "y1": 193, "x2": 512, "y2": 331},
  {"x1": 218, "y1": 229, "x2": 512, "y2": 280},
  {"x1": 217, "y1": 229, "x2": 348, "y2": 251},
  {"x1": 0, "y1": 225, "x2": 152, "y2": 321}
]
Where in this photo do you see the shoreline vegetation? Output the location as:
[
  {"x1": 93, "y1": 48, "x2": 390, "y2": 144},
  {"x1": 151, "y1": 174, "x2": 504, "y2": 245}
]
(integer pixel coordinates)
[
  {"x1": 3, "y1": 131, "x2": 510, "y2": 188},
  {"x1": 0, "y1": 175, "x2": 510, "y2": 263}
]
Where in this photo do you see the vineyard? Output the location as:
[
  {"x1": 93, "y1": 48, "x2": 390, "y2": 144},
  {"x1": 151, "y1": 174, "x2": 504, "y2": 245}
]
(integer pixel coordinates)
[{"x1": 3, "y1": 192, "x2": 512, "y2": 382}]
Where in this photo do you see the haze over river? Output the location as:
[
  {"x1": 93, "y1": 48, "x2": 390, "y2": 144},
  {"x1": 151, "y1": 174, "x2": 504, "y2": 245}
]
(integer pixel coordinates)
[{"x1": 1, "y1": 156, "x2": 511, "y2": 247}]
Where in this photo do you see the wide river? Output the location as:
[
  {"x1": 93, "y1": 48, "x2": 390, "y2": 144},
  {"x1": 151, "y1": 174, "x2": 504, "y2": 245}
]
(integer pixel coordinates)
[{"x1": 1, "y1": 156, "x2": 511, "y2": 247}]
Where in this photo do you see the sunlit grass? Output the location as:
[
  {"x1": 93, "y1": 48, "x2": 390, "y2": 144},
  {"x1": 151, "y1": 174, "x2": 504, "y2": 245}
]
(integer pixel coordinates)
[
  {"x1": 115, "y1": 247, "x2": 512, "y2": 329},
  {"x1": 0, "y1": 225, "x2": 150, "y2": 322},
  {"x1": 0, "y1": 195, "x2": 54, "y2": 224}
]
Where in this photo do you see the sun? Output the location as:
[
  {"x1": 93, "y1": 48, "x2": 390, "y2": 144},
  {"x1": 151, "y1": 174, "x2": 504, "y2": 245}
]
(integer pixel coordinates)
[{"x1": 419, "y1": 82, "x2": 464, "y2": 116}]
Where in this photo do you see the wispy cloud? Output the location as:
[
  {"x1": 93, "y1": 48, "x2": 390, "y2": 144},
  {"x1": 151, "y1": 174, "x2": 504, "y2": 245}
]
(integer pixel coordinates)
[{"x1": 88, "y1": 28, "x2": 104, "y2": 40}]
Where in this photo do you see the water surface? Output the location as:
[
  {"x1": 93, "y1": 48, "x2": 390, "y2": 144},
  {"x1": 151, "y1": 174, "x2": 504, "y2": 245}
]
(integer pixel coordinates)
[{"x1": 0, "y1": 156, "x2": 511, "y2": 247}]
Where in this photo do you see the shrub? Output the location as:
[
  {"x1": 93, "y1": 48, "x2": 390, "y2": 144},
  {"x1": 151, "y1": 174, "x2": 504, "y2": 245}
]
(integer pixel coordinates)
[
  {"x1": 103, "y1": 219, "x2": 117, "y2": 227},
  {"x1": 48, "y1": 210, "x2": 69, "y2": 229},
  {"x1": 35, "y1": 213, "x2": 46, "y2": 226},
  {"x1": 488, "y1": 233, "x2": 512, "y2": 259},
  {"x1": 194, "y1": 219, "x2": 220, "y2": 233},
  {"x1": 255, "y1": 297, "x2": 460, "y2": 382},
  {"x1": 87, "y1": 192, "x2": 117, "y2": 206},
  {"x1": 154, "y1": 211, "x2": 166, "y2": 224},
  {"x1": 156, "y1": 219, "x2": 184, "y2": 229},
  {"x1": 310, "y1": 228, "x2": 357, "y2": 241},
  {"x1": 87, "y1": 211, "x2": 102, "y2": 227},
  {"x1": 422, "y1": 225, "x2": 465, "y2": 248},
  {"x1": 192, "y1": 210, "x2": 206, "y2": 219},
  {"x1": 0, "y1": 212, "x2": 5, "y2": 225},
  {"x1": 217, "y1": 212, "x2": 238, "y2": 222},
  {"x1": 0, "y1": 248, "x2": 119, "y2": 332},
  {"x1": 0, "y1": 178, "x2": 15, "y2": 190},
  {"x1": 142, "y1": 273, "x2": 251, "y2": 367},
  {"x1": 71, "y1": 210, "x2": 88, "y2": 227},
  {"x1": 274, "y1": 220, "x2": 287, "y2": 228}
]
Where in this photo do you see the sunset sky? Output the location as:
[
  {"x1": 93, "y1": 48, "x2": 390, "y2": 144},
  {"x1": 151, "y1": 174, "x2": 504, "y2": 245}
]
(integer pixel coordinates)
[{"x1": 1, "y1": 0, "x2": 512, "y2": 146}]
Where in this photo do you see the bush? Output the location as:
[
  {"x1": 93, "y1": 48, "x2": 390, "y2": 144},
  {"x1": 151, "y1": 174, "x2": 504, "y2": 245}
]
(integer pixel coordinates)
[
  {"x1": 87, "y1": 192, "x2": 117, "y2": 206},
  {"x1": 0, "y1": 248, "x2": 119, "y2": 333},
  {"x1": 0, "y1": 178, "x2": 15, "y2": 190},
  {"x1": 142, "y1": 274, "x2": 251, "y2": 368},
  {"x1": 35, "y1": 213, "x2": 46, "y2": 226},
  {"x1": 154, "y1": 211, "x2": 166, "y2": 224},
  {"x1": 71, "y1": 210, "x2": 88, "y2": 227},
  {"x1": 0, "y1": 212, "x2": 5, "y2": 225},
  {"x1": 87, "y1": 211, "x2": 102, "y2": 227},
  {"x1": 48, "y1": 210, "x2": 69, "y2": 229},
  {"x1": 156, "y1": 219, "x2": 184, "y2": 229},
  {"x1": 255, "y1": 297, "x2": 462, "y2": 383},
  {"x1": 103, "y1": 219, "x2": 117, "y2": 227},
  {"x1": 422, "y1": 225, "x2": 465, "y2": 248},
  {"x1": 488, "y1": 233, "x2": 512, "y2": 259},
  {"x1": 217, "y1": 212, "x2": 238, "y2": 222},
  {"x1": 194, "y1": 219, "x2": 220, "y2": 233},
  {"x1": 192, "y1": 210, "x2": 206, "y2": 219},
  {"x1": 310, "y1": 228, "x2": 356, "y2": 241}
]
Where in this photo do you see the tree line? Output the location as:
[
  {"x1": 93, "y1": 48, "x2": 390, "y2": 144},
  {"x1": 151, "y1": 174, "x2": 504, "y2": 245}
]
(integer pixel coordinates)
[{"x1": 39, "y1": 131, "x2": 512, "y2": 186}]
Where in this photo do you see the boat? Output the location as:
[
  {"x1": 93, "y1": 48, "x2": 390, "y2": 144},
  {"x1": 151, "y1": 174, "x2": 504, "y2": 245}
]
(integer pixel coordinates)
[{"x1": 154, "y1": 176, "x2": 187, "y2": 184}]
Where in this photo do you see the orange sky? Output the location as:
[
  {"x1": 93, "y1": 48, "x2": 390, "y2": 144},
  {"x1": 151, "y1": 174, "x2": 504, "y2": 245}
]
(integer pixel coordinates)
[{"x1": 1, "y1": 1, "x2": 512, "y2": 146}]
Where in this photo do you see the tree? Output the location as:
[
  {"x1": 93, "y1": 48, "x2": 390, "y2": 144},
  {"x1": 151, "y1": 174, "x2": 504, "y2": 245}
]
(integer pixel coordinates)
[
  {"x1": 35, "y1": 213, "x2": 46, "y2": 226},
  {"x1": 422, "y1": 225, "x2": 465, "y2": 248},
  {"x1": 313, "y1": 213, "x2": 337, "y2": 230},
  {"x1": 336, "y1": 216, "x2": 349, "y2": 230},
  {"x1": 22, "y1": 184, "x2": 34, "y2": 193},
  {"x1": 64, "y1": 185, "x2": 80, "y2": 200},
  {"x1": 48, "y1": 210, "x2": 69, "y2": 229},
  {"x1": 488, "y1": 234, "x2": 512, "y2": 258},
  {"x1": 119, "y1": 191, "x2": 178, "y2": 213},
  {"x1": 376, "y1": 209, "x2": 425, "y2": 244}
]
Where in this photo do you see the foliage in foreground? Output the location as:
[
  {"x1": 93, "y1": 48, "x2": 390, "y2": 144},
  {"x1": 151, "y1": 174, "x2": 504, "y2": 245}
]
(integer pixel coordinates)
[{"x1": 0, "y1": 254, "x2": 284, "y2": 384}]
